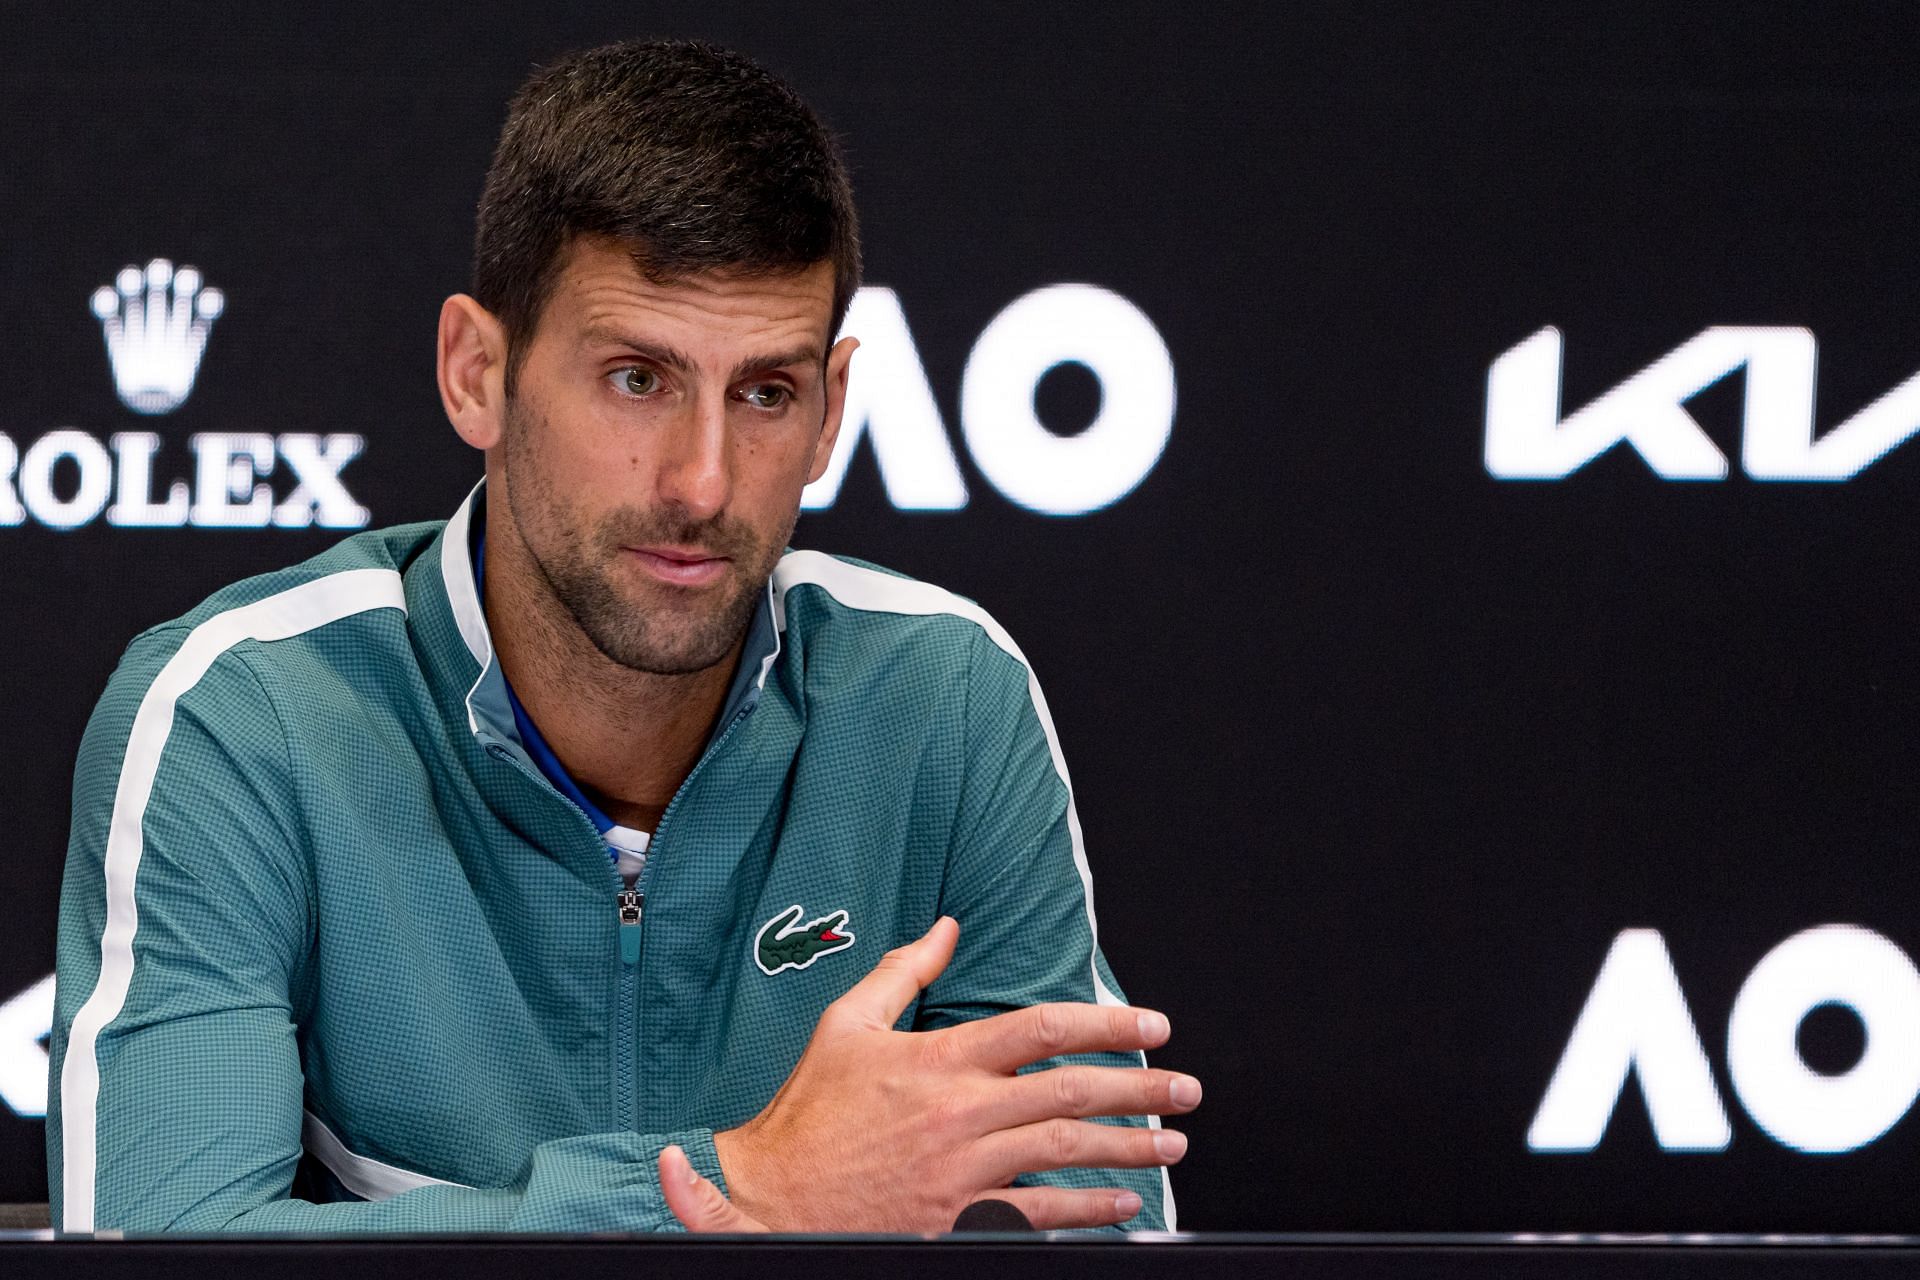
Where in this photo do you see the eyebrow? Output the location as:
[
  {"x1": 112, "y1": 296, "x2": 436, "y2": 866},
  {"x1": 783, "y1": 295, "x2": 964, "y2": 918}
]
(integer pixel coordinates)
[
  {"x1": 729, "y1": 346, "x2": 825, "y2": 383},
  {"x1": 581, "y1": 326, "x2": 822, "y2": 383},
  {"x1": 580, "y1": 327, "x2": 696, "y2": 374}
]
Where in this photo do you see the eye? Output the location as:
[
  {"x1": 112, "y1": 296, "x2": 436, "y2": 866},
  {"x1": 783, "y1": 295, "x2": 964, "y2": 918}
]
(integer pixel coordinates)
[
  {"x1": 741, "y1": 384, "x2": 790, "y2": 410},
  {"x1": 609, "y1": 367, "x2": 659, "y2": 397}
]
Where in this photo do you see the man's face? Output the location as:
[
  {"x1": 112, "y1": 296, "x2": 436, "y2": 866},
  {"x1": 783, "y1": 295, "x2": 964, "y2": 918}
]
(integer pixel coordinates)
[{"x1": 494, "y1": 236, "x2": 851, "y2": 676}]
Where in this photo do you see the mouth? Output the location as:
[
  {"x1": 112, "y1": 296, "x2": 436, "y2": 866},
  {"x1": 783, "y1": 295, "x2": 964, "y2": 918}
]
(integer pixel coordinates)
[{"x1": 623, "y1": 545, "x2": 731, "y2": 587}]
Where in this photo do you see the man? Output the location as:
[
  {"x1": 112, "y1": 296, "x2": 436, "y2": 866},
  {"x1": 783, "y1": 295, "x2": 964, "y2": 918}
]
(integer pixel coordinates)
[{"x1": 46, "y1": 39, "x2": 1195, "y2": 1235}]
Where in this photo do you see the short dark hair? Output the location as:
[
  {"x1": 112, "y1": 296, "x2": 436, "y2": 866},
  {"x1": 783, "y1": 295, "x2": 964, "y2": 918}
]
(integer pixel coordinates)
[{"x1": 472, "y1": 39, "x2": 861, "y2": 389}]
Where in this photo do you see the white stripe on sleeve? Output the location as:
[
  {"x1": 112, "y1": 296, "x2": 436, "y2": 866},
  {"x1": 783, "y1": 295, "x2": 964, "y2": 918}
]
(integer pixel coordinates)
[
  {"x1": 60, "y1": 568, "x2": 407, "y2": 1233},
  {"x1": 302, "y1": 1109, "x2": 469, "y2": 1201}
]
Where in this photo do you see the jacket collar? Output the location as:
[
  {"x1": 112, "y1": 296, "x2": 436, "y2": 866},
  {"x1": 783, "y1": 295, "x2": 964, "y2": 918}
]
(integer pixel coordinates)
[{"x1": 438, "y1": 480, "x2": 510, "y2": 744}]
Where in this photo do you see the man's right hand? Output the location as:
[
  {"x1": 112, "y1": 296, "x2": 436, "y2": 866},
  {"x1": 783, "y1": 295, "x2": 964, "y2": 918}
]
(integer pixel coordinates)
[{"x1": 672, "y1": 916, "x2": 1198, "y2": 1233}]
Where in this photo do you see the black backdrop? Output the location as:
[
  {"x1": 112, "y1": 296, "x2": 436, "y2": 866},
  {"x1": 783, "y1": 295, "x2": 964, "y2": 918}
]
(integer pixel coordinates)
[{"x1": 7, "y1": 1, "x2": 1920, "y2": 1232}]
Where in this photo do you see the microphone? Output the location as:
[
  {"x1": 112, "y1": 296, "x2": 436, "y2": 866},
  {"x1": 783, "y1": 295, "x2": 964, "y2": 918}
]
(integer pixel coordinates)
[{"x1": 951, "y1": 1199, "x2": 1035, "y2": 1232}]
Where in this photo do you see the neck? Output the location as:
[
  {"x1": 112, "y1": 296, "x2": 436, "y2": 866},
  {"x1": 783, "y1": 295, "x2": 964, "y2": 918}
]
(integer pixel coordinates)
[{"x1": 482, "y1": 513, "x2": 743, "y2": 833}]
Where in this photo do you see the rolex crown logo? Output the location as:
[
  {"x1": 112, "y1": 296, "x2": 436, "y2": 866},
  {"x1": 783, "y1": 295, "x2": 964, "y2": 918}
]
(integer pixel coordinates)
[{"x1": 90, "y1": 258, "x2": 225, "y2": 415}]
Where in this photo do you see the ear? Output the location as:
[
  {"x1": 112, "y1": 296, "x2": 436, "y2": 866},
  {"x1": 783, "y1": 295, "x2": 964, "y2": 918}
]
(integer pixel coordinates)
[
  {"x1": 807, "y1": 335, "x2": 860, "y2": 484},
  {"x1": 437, "y1": 294, "x2": 509, "y2": 451}
]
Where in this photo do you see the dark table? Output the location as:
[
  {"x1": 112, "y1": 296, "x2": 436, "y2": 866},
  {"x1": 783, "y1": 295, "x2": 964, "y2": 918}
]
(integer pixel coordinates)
[{"x1": 6, "y1": 1231, "x2": 1920, "y2": 1277}]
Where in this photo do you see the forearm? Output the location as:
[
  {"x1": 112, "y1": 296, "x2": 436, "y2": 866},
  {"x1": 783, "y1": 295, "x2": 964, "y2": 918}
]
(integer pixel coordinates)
[{"x1": 70, "y1": 1128, "x2": 729, "y2": 1235}]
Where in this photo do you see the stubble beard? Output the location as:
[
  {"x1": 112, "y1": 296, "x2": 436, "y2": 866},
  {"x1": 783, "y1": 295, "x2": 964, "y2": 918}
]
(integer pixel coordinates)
[{"x1": 502, "y1": 396, "x2": 789, "y2": 677}]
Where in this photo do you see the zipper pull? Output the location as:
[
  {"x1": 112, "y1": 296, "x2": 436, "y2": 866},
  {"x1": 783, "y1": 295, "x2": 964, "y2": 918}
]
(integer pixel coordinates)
[{"x1": 618, "y1": 887, "x2": 644, "y2": 965}]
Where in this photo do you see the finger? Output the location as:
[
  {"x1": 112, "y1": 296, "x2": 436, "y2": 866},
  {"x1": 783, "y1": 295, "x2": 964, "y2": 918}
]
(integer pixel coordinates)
[
  {"x1": 658, "y1": 1144, "x2": 770, "y2": 1233},
  {"x1": 972, "y1": 1119, "x2": 1187, "y2": 1187},
  {"x1": 830, "y1": 915, "x2": 959, "y2": 1029},
  {"x1": 945, "y1": 1002, "x2": 1172, "y2": 1073},
  {"x1": 987, "y1": 1185, "x2": 1146, "y2": 1231},
  {"x1": 977, "y1": 1065, "x2": 1202, "y2": 1130}
]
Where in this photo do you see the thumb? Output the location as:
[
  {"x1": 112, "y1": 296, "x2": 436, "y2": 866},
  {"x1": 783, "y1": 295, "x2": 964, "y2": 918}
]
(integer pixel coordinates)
[
  {"x1": 833, "y1": 915, "x2": 960, "y2": 1029},
  {"x1": 659, "y1": 1144, "x2": 769, "y2": 1233}
]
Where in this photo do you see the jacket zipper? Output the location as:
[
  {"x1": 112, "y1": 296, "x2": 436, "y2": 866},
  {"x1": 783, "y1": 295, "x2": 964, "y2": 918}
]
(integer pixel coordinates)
[
  {"x1": 488, "y1": 740, "x2": 642, "y2": 1129},
  {"x1": 611, "y1": 697, "x2": 759, "y2": 1130},
  {"x1": 615, "y1": 878, "x2": 643, "y2": 1130},
  {"x1": 618, "y1": 886, "x2": 645, "y2": 961},
  {"x1": 639, "y1": 699, "x2": 756, "y2": 902}
]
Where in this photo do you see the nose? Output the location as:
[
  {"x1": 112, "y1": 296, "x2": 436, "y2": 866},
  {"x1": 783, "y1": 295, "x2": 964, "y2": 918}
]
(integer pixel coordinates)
[{"x1": 655, "y1": 390, "x2": 732, "y2": 522}]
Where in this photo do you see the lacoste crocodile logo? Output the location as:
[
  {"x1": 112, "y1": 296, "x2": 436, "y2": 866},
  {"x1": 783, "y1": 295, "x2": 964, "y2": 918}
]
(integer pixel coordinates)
[{"x1": 755, "y1": 905, "x2": 856, "y2": 975}]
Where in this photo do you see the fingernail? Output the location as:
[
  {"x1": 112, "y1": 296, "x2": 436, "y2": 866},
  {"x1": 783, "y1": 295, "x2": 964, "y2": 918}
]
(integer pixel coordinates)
[
  {"x1": 664, "y1": 1145, "x2": 697, "y2": 1185},
  {"x1": 1154, "y1": 1129, "x2": 1188, "y2": 1161},
  {"x1": 1115, "y1": 1192, "x2": 1143, "y2": 1218},
  {"x1": 1169, "y1": 1075, "x2": 1202, "y2": 1107},
  {"x1": 1136, "y1": 1011, "x2": 1170, "y2": 1042}
]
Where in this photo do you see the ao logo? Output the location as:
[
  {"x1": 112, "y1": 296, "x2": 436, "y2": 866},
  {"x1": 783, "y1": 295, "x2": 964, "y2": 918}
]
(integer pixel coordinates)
[
  {"x1": 0, "y1": 976, "x2": 51, "y2": 1118},
  {"x1": 1485, "y1": 327, "x2": 1920, "y2": 480},
  {"x1": 805, "y1": 283, "x2": 1176, "y2": 515},
  {"x1": 1530, "y1": 925, "x2": 1920, "y2": 1155}
]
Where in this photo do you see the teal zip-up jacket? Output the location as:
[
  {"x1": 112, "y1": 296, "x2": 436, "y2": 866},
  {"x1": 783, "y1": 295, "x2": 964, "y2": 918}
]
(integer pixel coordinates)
[{"x1": 47, "y1": 485, "x2": 1175, "y2": 1234}]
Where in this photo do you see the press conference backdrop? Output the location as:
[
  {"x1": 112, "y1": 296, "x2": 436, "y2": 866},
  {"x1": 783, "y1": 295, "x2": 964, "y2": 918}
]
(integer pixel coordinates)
[{"x1": 7, "y1": 2, "x2": 1920, "y2": 1233}]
